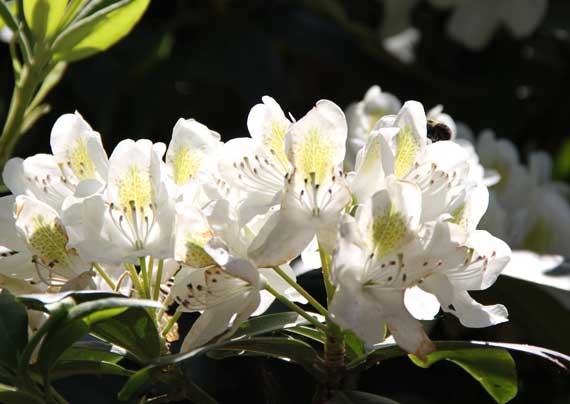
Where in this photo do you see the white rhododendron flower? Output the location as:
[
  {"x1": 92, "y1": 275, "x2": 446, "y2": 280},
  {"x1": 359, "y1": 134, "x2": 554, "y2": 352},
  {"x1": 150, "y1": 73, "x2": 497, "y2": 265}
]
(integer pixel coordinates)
[
  {"x1": 62, "y1": 139, "x2": 174, "y2": 264},
  {"x1": 430, "y1": 0, "x2": 548, "y2": 50},
  {"x1": 171, "y1": 199, "x2": 304, "y2": 351},
  {"x1": 218, "y1": 96, "x2": 291, "y2": 225},
  {"x1": 330, "y1": 179, "x2": 510, "y2": 357},
  {"x1": 0, "y1": 195, "x2": 91, "y2": 289},
  {"x1": 165, "y1": 118, "x2": 224, "y2": 202},
  {"x1": 3, "y1": 112, "x2": 108, "y2": 210},
  {"x1": 248, "y1": 100, "x2": 351, "y2": 267},
  {"x1": 345, "y1": 86, "x2": 401, "y2": 169}
]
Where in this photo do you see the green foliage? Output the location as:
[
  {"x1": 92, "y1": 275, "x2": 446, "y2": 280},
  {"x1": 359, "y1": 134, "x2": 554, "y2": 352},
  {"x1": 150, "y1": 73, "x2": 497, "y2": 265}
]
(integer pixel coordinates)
[
  {"x1": 58, "y1": 340, "x2": 127, "y2": 364},
  {"x1": 0, "y1": 1, "x2": 18, "y2": 32},
  {"x1": 90, "y1": 306, "x2": 161, "y2": 362},
  {"x1": 410, "y1": 348, "x2": 518, "y2": 404},
  {"x1": 23, "y1": 0, "x2": 67, "y2": 42},
  {"x1": 231, "y1": 311, "x2": 317, "y2": 339},
  {"x1": 0, "y1": 383, "x2": 44, "y2": 404},
  {"x1": 0, "y1": 290, "x2": 28, "y2": 369},
  {"x1": 52, "y1": 0, "x2": 150, "y2": 62},
  {"x1": 117, "y1": 365, "x2": 153, "y2": 401}
]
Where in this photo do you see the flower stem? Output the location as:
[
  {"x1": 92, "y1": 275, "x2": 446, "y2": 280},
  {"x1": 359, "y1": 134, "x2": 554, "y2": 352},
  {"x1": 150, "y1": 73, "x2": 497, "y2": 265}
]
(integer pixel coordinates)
[
  {"x1": 92, "y1": 263, "x2": 116, "y2": 290},
  {"x1": 161, "y1": 311, "x2": 181, "y2": 337},
  {"x1": 318, "y1": 244, "x2": 335, "y2": 304},
  {"x1": 271, "y1": 265, "x2": 328, "y2": 317},
  {"x1": 125, "y1": 263, "x2": 145, "y2": 297},
  {"x1": 264, "y1": 283, "x2": 327, "y2": 332},
  {"x1": 153, "y1": 259, "x2": 164, "y2": 301},
  {"x1": 139, "y1": 256, "x2": 150, "y2": 298}
]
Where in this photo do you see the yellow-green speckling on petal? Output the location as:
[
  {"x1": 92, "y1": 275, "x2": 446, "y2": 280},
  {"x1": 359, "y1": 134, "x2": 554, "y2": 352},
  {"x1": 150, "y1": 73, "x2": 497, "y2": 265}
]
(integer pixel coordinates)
[
  {"x1": 522, "y1": 218, "x2": 553, "y2": 254},
  {"x1": 184, "y1": 232, "x2": 216, "y2": 268},
  {"x1": 68, "y1": 137, "x2": 96, "y2": 180},
  {"x1": 294, "y1": 128, "x2": 333, "y2": 184},
  {"x1": 394, "y1": 125, "x2": 420, "y2": 178},
  {"x1": 28, "y1": 215, "x2": 71, "y2": 268},
  {"x1": 118, "y1": 165, "x2": 153, "y2": 209},
  {"x1": 263, "y1": 121, "x2": 289, "y2": 168},
  {"x1": 372, "y1": 211, "x2": 408, "y2": 258},
  {"x1": 172, "y1": 145, "x2": 203, "y2": 185}
]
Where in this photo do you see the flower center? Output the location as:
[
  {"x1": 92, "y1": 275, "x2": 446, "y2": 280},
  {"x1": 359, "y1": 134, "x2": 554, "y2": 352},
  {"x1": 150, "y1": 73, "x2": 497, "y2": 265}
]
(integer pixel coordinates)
[
  {"x1": 28, "y1": 215, "x2": 72, "y2": 270},
  {"x1": 67, "y1": 137, "x2": 96, "y2": 180}
]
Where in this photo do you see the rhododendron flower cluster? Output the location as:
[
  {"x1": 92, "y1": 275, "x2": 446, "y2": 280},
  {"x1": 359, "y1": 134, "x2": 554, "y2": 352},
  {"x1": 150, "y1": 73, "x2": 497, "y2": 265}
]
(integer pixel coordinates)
[{"x1": 0, "y1": 92, "x2": 512, "y2": 358}]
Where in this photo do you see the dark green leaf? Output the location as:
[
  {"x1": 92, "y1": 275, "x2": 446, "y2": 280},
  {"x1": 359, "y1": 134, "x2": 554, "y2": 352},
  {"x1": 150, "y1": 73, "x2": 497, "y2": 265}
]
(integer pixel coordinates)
[
  {"x1": 286, "y1": 325, "x2": 326, "y2": 344},
  {"x1": 37, "y1": 318, "x2": 90, "y2": 371},
  {"x1": 90, "y1": 307, "x2": 161, "y2": 362},
  {"x1": 50, "y1": 360, "x2": 133, "y2": 380},
  {"x1": 328, "y1": 391, "x2": 400, "y2": 404},
  {"x1": 410, "y1": 348, "x2": 517, "y2": 404},
  {"x1": 53, "y1": 0, "x2": 151, "y2": 62},
  {"x1": 231, "y1": 312, "x2": 309, "y2": 339},
  {"x1": 0, "y1": 383, "x2": 44, "y2": 404},
  {"x1": 59, "y1": 341, "x2": 127, "y2": 364},
  {"x1": 156, "y1": 336, "x2": 322, "y2": 379},
  {"x1": 0, "y1": 290, "x2": 28, "y2": 369},
  {"x1": 37, "y1": 298, "x2": 159, "y2": 370},
  {"x1": 0, "y1": 1, "x2": 18, "y2": 32},
  {"x1": 117, "y1": 365, "x2": 153, "y2": 401}
]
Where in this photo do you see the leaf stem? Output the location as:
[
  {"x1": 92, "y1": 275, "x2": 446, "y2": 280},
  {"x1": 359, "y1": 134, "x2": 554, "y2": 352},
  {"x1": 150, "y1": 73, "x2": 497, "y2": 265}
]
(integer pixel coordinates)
[
  {"x1": 161, "y1": 311, "x2": 181, "y2": 337},
  {"x1": 125, "y1": 263, "x2": 144, "y2": 297},
  {"x1": 318, "y1": 244, "x2": 335, "y2": 304},
  {"x1": 264, "y1": 283, "x2": 327, "y2": 332},
  {"x1": 92, "y1": 262, "x2": 116, "y2": 290},
  {"x1": 271, "y1": 265, "x2": 328, "y2": 317},
  {"x1": 153, "y1": 259, "x2": 164, "y2": 301},
  {"x1": 139, "y1": 256, "x2": 150, "y2": 298}
]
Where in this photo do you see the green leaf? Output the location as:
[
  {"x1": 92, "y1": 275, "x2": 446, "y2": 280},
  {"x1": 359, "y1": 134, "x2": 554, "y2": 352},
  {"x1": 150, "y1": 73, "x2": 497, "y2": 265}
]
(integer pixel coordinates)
[
  {"x1": 0, "y1": 1, "x2": 18, "y2": 32},
  {"x1": 328, "y1": 391, "x2": 400, "y2": 404},
  {"x1": 231, "y1": 312, "x2": 313, "y2": 339},
  {"x1": 155, "y1": 335, "x2": 322, "y2": 378},
  {"x1": 0, "y1": 383, "x2": 44, "y2": 404},
  {"x1": 117, "y1": 365, "x2": 153, "y2": 401},
  {"x1": 17, "y1": 291, "x2": 118, "y2": 312},
  {"x1": 344, "y1": 329, "x2": 366, "y2": 361},
  {"x1": 90, "y1": 307, "x2": 161, "y2": 362},
  {"x1": 49, "y1": 360, "x2": 133, "y2": 380},
  {"x1": 0, "y1": 290, "x2": 28, "y2": 369},
  {"x1": 59, "y1": 341, "x2": 127, "y2": 364},
  {"x1": 23, "y1": 0, "x2": 67, "y2": 42},
  {"x1": 52, "y1": 0, "x2": 150, "y2": 62},
  {"x1": 286, "y1": 325, "x2": 326, "y2": 344},
  {"x1": 37, "y1": 318, "x2": 90, "y2": 371},
  {"x1": 410, "y1": 348, "x2": 517, "y2": 404}
]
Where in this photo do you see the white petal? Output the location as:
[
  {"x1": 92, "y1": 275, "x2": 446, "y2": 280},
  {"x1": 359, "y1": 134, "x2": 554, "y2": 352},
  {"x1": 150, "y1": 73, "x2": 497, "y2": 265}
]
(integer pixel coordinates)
[
  {"x1": 404, "y1": 286, "x2": 440, "y2": 320},
  {"x1": 300, "y1": 236, "x2": 321, "y2": 270},
  {"x1": 166, "y1": 118, "x2": 221, "y2": 186},
  {"x1": 50, "y1": 112, "x2": 108, "y2": 184},
  {"x1": 259, "y1": 264, "x2": 307, "y2": 305},
  {"x1": 285, "y1": 100, "x2": 347, "y2": 183},
  {"x1": 248, "y1": 202, "x2": 316, "y2": 268},
  {"x1": 421, "y1": 273, "x2": 508, "y2": 327}
]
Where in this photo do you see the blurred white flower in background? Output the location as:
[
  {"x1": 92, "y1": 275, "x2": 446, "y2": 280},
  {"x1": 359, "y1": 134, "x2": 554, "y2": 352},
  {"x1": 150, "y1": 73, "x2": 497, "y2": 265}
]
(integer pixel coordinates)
[{"x1": 430, "y1": 0, "x2": 548, "y2": 50}]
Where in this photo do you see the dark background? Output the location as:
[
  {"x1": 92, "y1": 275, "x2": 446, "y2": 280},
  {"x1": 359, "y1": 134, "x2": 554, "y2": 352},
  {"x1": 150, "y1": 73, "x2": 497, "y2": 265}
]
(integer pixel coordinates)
[{"x1": 2, "y1": 1, "x2": 570, "y2": 403}]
